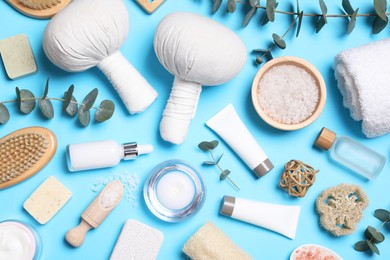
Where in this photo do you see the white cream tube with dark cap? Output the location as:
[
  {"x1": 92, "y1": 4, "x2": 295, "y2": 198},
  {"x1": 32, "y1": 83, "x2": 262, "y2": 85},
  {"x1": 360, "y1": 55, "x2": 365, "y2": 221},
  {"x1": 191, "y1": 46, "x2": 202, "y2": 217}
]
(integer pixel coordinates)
[
  {"x1": 67, "y1": 140, "x2": 153, "y2": 172},
  {"x1": 220, "y1": 196, "x2": 301, "y2": 239},
  {"x1": 206, "y1": 104, "x2": 273, "y2": 178}
]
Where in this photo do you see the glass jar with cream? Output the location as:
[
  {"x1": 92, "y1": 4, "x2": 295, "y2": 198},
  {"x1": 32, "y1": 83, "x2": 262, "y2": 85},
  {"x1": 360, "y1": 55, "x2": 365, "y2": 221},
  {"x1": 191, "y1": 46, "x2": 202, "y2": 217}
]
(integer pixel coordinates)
[
  {"x1": 143, "y1": 160, "x2": 206, "y2": 222},
  {"x1": 0, "y1": 220, "x2": 41, "y2": 260}
]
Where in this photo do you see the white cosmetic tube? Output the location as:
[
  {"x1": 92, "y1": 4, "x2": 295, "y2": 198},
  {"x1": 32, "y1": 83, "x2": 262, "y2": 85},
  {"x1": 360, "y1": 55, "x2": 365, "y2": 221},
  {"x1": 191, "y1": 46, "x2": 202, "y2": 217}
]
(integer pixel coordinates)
[
  {"x1": 220, "y1": 196, "x2": 301, "y2": 239},
  {"x1": 206, "y1": 104, "x2": 273, "y2": 178}
]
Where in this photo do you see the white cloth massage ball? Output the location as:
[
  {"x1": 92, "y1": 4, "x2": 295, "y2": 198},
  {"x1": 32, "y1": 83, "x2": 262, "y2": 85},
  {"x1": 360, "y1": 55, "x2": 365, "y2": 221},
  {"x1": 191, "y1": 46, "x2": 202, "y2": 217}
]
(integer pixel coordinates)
[
  {"x1": 154, "y1": 12, "x2": 247, "y2": 144},
  {"x1": 43, "y1": 0, "x2": 157, "y2": 114}
]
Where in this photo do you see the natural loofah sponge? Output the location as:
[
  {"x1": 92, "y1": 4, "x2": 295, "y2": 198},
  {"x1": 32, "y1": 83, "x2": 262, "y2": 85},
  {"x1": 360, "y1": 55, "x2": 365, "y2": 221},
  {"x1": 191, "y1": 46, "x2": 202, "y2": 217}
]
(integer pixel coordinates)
[
  {"x1": 316, "y1": 183, "x2": 368, "y2": 236},
  {"x1": 183, "y1": 222, "x2": 252, "y2": 260}
]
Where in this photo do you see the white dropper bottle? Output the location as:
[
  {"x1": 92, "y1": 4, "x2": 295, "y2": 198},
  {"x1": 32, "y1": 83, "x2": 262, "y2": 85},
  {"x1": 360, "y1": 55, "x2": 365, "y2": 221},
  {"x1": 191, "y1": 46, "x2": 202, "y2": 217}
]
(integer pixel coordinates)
[{"x1": 67, "y1": 140, "x2": 153, "y2": 172}]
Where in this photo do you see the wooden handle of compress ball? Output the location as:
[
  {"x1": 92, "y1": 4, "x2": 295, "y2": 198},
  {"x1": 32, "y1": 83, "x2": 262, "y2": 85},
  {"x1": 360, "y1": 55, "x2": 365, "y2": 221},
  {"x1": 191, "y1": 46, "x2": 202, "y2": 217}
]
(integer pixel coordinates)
[{"x1": 65, "y1": 220, "x2": 93, "y2": 247}]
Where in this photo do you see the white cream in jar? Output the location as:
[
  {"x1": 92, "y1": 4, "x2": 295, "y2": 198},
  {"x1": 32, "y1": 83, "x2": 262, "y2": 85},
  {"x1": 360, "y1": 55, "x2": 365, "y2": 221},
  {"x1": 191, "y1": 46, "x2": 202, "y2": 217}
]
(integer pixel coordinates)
[{"x1": 0, "y1": 220, "x2": 40, "y2": 260}]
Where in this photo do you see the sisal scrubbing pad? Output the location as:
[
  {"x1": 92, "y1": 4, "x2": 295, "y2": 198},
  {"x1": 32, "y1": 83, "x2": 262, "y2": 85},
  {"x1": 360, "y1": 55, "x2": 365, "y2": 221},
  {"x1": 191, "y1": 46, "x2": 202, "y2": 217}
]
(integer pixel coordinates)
[
  {"x1": 110, "y1": 219, "x2": 164, "y2": 260},
  {"x1": 183, "y1": 222, "x2": 253, "y2": 260}
]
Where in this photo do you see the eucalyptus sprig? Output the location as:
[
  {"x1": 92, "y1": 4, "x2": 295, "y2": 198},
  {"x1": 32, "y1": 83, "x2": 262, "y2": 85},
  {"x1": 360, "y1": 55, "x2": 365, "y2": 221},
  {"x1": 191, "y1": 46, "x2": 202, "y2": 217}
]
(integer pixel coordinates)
[
  {"x1": 198, "y1": 140, "x2": 240, "y2": 191},
  {"x1": 212, "y1": 0, "x2": 390, "y2": 64},
  {"x1": 0, "y1": 78, "x2": 115, "y2": 127},
  {"x1": 354, "y1": 209, "x2": 390, "y2": 255}
]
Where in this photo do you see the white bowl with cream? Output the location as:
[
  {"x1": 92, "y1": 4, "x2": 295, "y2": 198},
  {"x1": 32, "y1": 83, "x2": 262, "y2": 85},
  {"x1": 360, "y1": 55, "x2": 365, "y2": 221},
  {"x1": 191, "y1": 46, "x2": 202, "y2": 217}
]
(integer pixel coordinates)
[{"x1": 0, "y1": 220, "x2": 41, "y2": 260}]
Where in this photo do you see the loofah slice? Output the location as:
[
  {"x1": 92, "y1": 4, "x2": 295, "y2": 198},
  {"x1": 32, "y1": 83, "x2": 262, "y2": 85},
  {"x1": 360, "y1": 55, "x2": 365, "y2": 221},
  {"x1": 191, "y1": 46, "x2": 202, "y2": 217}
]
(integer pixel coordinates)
[
  {"x1": 6, "y1": 0, "x2": 71, "y2": 19},
  {"x1": 316, "y1": 183, "x2": 368, "y2": 236},
  {"x1": 0, "y1": 127, "x2": 57, "y2": 190}
]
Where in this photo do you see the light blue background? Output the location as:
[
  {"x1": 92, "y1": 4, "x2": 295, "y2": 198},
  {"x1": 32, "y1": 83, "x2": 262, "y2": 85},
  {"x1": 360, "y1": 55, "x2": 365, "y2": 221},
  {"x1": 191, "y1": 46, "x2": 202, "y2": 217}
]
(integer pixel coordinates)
[{"x1": 1, "y1": 0, "x2": 390, "y2": 259}]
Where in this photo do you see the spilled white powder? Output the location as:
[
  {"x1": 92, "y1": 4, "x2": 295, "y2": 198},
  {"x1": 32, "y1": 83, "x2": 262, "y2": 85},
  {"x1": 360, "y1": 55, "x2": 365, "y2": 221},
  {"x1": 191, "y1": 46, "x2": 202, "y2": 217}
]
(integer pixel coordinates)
[
  {"x1": 258, "y1": 64, "x2": 319, "y2": 124},
  {"x1": 91, "y1": 171, "x2": 139, "y2": 207},
  {"x1": 101, "y1": 184, "x2": 122, "y2": 208}
]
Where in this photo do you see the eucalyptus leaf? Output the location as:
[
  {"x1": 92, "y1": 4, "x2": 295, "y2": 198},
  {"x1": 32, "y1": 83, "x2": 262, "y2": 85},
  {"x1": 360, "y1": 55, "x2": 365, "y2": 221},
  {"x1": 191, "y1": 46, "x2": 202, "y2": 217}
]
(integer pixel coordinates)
[
  {"x1": 354, "y1": 240, "x2": 369, "y2": 252},
  {"x1": 296, "y1": 0, "x2": 300, "y2": 13},
  {"x1": 242, "y1": 7, "x2": 256, "y2": 27},
  {"x1": 78, "y1": 108, "x2": 90, "y2": 127},
  {"x1": 38, "y1": 98, "x2": 54, "y2": 119},
  {"x1": 374, "y1": 0, "x2": 388, "y2": 22},
  {"x1": 0, "y1": 103, "x2": 10, "y2": 124},
  {"x1": 81, "y1": 88, "x2": 98, "y2": 112},
  {"x1": 210, "y1": 140, "x2": 219, "y2": 149},
  {"x1": 374, "y1": 209, "x2": 390, "y2": 222},
  {"x1": 220, "y1": 169, "x2": 231, "y2": 180},
  {"x1": 198, "y1": 141, "x2": 214, "y2": 151},
  {"x1": 203, "y1": 161, "x2": 216, "y2": 165},
  {"x1": 342, "y1": 0, "x2": 354, "y2": 15},
  {"x1": 17, "y1": 89, "x2": 36, "y2": 114},
  {"x1": 272, "y1": 33, "x2": 286, "y2": 49},
  {"x1": 15, "y1": 87, "x2": 21, "y2": 107},
  {"x1": 347, "y1": 8, "x2": 359, "y2": 34},
  {"x1": 255, "y1": 56, "x2": 264, "y2": 65},
  {"x1": 65, "y1": 95, "x2": 78, "y2": 117},
  {"x1": 213, "y1": 0, "x2": 222, "y2": 13},
  {"x1": 372, "y1": 15, "x2": 388, "y2": 34},
  {"x1": 95, "y1": 100, "x2": 115, "y2": 122},
  {"x1": 365, "y1": 226, "x2": 385, "y2": 243},
  {"x1": 227, "y1": 0, "x2": 236, "y2": 13},
  {"x1": 367, "y1": 240, "x2": 380, "y2": 255},
  {"x1": 62, "y1": 84, "x2": 74, "y2": 112},
  {"x1": 253, "y1": 49, "x2": 269, "y2": 53},
  {"x1": 262, "y1": 2, "x2": 278, "y2": 25},
  {"x1": 319, "y1": 0, "x2": 328, "y2": 23},
  {"x1": 316, "y1": 16, "x2": 326, "y2": 33},
  {"x1": 216, "y1": 153, "x2": 224, "y2": 164},
  {"x1": 43, "y1": 78, "x2": 49, "y2": 99},
  {"x1": 296, "y1": 11, "x2": 304, "y2": 37},
  {"x1": 249, "y1": 0, "x2": 259, "y2": 8},
  {"x1": 266, "y1": 0, "x2": 276, "y2": 22}
]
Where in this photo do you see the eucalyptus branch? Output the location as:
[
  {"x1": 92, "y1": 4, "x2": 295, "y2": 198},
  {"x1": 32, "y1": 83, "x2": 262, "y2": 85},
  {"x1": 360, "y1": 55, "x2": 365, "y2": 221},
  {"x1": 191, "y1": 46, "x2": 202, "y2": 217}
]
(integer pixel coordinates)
[
  {"x1": 213, "y1": 0, "x2": 390, "y2": 64},
  {"x1": 354, "y1": 209, "x2": 390, "y2": 255},
  {"x1": 198, "y1": 140, "x2": 240, "y2": 191},
  {"x1": 238, "y1": 1, "x2": 386, "y2": 17},
  {"x1": 0, "y1": 78, "x2": 115, "y2": 127}
]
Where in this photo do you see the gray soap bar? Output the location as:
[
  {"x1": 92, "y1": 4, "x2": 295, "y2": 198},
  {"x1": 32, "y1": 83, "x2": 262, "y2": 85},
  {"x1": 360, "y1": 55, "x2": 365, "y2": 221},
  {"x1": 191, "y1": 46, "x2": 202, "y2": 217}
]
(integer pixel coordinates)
[{"x1": 0, "y1": 34, "x2": 37, "y2": 79}]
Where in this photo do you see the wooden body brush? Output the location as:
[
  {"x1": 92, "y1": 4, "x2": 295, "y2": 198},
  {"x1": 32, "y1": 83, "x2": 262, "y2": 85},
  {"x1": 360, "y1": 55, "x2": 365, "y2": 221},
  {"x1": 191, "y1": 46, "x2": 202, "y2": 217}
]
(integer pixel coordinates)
[
  {"x1": 6, "y1": 0, "x2": 71, "y2": 19},
  {"x1": 0, "y1": 127, "x2": 57, "y2": 190}
]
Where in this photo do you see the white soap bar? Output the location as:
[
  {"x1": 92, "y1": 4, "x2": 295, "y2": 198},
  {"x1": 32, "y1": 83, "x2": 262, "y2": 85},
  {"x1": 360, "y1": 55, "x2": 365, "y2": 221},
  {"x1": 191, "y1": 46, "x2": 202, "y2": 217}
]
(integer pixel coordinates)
[
  {"x1": 110, "y1": 219, "x2": 164, "y2": 260},
  {"x1": 0, "y1": 34, "x2": 37, "y2": 79},
  {"x1": 24, "y1": 176, "x2": 72, "y2": 224}
]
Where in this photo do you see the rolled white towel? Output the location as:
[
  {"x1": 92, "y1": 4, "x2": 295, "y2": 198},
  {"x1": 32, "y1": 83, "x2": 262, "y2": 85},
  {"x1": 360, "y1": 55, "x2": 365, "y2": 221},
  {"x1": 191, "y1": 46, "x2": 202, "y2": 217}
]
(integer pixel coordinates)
[{"x1": 334, "y1": 38, "x2": 390, "y2": 138}]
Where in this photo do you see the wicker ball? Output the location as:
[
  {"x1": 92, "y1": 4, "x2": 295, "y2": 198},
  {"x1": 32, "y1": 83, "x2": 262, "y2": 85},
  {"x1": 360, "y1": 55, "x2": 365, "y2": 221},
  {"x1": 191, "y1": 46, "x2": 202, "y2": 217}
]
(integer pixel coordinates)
[{"x1": 279, "y1": 160, "x2": 319, "y2": 198}]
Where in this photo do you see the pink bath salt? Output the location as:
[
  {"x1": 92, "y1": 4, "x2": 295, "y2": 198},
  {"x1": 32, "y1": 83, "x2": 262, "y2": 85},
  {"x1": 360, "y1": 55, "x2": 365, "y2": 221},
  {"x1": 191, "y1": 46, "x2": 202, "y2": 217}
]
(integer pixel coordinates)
[{"x1": 294, "y1": 245, "x2": 339, "y2": 260}]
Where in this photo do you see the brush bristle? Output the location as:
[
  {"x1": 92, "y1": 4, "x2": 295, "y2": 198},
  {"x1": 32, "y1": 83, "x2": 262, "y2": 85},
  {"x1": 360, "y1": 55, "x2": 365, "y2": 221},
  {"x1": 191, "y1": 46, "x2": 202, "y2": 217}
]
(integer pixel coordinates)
[
  {"x1": 0, "y1": 133, "x2": 48, "y2": 184},
  {"x1": 18, "y1": 0, "x2": 62, "y2": 10}
]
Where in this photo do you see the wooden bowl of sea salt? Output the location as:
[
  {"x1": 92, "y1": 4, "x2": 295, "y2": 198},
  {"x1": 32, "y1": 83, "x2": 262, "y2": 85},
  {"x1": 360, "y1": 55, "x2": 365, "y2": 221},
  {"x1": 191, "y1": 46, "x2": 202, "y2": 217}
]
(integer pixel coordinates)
[{"x1": 251, "y1": 56, "x2": 326, "y2": 130}]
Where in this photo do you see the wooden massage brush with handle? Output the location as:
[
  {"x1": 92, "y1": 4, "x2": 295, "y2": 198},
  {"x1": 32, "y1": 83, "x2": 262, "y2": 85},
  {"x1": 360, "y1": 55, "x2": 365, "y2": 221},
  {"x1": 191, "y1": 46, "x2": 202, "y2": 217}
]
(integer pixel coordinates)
[
  {"x1": 66, "y1": 180, "x2": 124, "y2": 247},
  {"x1": 6, "y1": 0, "x2": 71, "y2": 19},
  {"x1": 0, "y1": 127, "x2": 57, "y2": 190}
]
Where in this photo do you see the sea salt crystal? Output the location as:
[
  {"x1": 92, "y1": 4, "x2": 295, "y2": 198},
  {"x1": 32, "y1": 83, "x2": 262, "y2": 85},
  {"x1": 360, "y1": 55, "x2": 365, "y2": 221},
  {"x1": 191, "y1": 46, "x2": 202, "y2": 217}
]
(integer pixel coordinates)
[
  {"x1": 258, "y1": 64, "x2": 319, "y2": 124},
  {"x1": 101, "y1": 184, "x2": 122, "y2": 208},
  {"x1": 91, "y1": 171, "x2": 139, "y2": 207}
]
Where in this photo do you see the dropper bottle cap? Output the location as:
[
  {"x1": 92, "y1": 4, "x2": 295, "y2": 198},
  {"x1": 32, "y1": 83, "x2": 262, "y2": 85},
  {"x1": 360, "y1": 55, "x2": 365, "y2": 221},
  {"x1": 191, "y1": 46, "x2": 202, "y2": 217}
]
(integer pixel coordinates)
[
  {"x1": 123, "y1": 143, "x2": 154, "y2": 160},
  {"x1": 314, "y1": 127, "x2": 336, "y2": 151}
]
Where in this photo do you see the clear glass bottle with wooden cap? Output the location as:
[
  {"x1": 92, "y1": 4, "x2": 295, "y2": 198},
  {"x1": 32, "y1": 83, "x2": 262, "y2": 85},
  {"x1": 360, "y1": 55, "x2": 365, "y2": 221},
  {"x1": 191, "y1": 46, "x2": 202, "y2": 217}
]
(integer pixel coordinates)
[{"x1": 314, "y1": 127, "x2": 386, "y2": 180}]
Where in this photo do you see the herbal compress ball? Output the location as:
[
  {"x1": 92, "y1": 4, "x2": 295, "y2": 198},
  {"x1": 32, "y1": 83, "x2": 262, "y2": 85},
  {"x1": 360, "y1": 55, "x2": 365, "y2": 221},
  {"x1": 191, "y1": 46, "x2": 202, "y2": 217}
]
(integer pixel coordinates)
[
  {"x1": 154, "y1": 12, "x2": 247, "y2": 144},
  {"x1": 43, "y1": 0, "x2": 157, "y2": 114}
]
